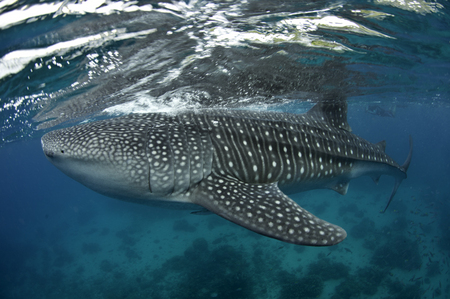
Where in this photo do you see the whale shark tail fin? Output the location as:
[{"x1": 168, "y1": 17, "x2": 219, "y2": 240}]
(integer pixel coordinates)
[{"x1": 381, "y1": 136, "x2": 413, "y2": 213}]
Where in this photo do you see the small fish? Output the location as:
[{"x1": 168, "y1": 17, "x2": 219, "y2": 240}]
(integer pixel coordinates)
[{"x1": 344, "y1": 248, "x2": 352, "y2": 254}]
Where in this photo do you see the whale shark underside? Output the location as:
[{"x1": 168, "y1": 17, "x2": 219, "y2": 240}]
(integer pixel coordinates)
[{"x1": 41, "y1": 100, "x2": 412, "y2": 246}]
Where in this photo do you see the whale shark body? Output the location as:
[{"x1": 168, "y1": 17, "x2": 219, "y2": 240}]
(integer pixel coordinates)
[{"x1": 41, "y1": 101, "x2": 412, "y2": 246}]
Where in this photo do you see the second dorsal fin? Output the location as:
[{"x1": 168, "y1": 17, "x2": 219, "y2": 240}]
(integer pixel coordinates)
[
  {"x1": 306, "y1": 98, "x2": 352, "y2": 132},
  {"x1": 375, "y1": 140, "x2": 386, "y2": 152}
]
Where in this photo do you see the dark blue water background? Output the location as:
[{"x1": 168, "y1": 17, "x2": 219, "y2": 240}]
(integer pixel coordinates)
[{"x1": 1, "y1": 0, "x2": 450, "y2": 298}]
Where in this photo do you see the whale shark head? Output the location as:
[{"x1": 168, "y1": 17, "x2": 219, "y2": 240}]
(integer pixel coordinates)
[{"x1": 41, "y1": 115, "x2": 154, "y2": 202}]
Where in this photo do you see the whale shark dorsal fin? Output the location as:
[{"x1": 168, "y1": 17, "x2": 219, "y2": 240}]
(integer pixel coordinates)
[
  {"x1": 307, "y1": 100, "x2": 352, "y2": 132},
  {"x1": 191, "y1": 174, "x2": 347, "y2": 246},
  {"x1": 375, "y1": 140, "x2": 386, "y2": 152}
]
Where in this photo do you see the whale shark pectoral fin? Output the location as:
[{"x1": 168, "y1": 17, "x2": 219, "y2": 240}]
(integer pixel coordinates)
[{"x1": 191, "y1": 175, "x2": 347, "y2": 246}]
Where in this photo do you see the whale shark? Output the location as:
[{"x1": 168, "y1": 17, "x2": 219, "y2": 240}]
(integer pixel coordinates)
[{"x1": 41, "y1": 100, "x2": 412, "y2": 246}]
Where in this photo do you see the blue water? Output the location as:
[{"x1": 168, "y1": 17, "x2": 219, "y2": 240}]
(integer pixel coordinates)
[{"x1": 1, "y1": 0, "x2": 450, "y2": 298}]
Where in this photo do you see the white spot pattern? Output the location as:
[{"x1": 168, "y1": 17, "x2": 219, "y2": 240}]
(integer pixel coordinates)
[
  {"x1": 42, "y1": 105, "x2": 404, "y2": 246},
  {"x1": 195, "y1": 175, "x2": 347, "y2": 246}
]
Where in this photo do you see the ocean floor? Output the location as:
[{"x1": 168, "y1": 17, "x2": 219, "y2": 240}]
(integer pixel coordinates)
[{"x1": 2, "y1": 169, "x2": 448, "y2": 299}]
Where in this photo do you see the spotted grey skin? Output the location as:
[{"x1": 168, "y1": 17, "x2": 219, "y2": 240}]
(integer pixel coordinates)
[{"x1": 41, "y1": 101, "x2": 412, "y2": 246}]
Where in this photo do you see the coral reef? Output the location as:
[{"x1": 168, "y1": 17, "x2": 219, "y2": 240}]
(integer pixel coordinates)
[
  {"x1": 152, "y1": 239, "x2": 254, "y2": 299},
  {"x1": 307, "y1": 257, "x2": 350, "y2": 280},
  {"x1": 173, "y1": 219, "x2": 197, "y2": 232},
  {"x1": 278, "y1": 271, "x2": 324, "y2": 299},
  {"x1": 370, "y1": 235, "x2": 421, "y2": 271},
  {"x1": 116, "y1": 228, "x2": 138, "y2": 246},
  {"x1": 390, "y1": 216, "x2": 409, "y2": 232},
  {"x1": 426, "y1": 261, "x2": 441, "y2": 277},
  {"x1": 386, "y1": 278, "x2": 422, "y2": 299},
  {"x1": 332, "y1": 275, "x2": 362, "y2": 299},
  {"x1": 100, "y1": 227, "x2": 110, "y2": 236},
  {"x1": 349, "y1": 217, "x2": 377, "y2": 239},
  {"x1": 338, "y1": 203, "x2": 363, "y2": 218},
  {"x1": 331, "y1": 266, "x2": 387, "y2": 298},
  {"x1": 355, "y1": 267, "x2": 386, "y2": 296},
  {"x1": 53, "y1": 246, "x2": 74, "y2": 267},
  {"x1": 81, "y1": 242, "x2": 102, "y2": 254},
  {"x1": 99, "y1": 259, "x2": 116, "y2": 272},
  {"x1": 120, "y1": 246, "x2": 142, "y2": 261}
]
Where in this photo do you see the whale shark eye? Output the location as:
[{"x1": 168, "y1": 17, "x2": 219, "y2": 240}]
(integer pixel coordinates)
[{"x1": 60, "y1": 150, "x2": 65, "y2": 154}]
